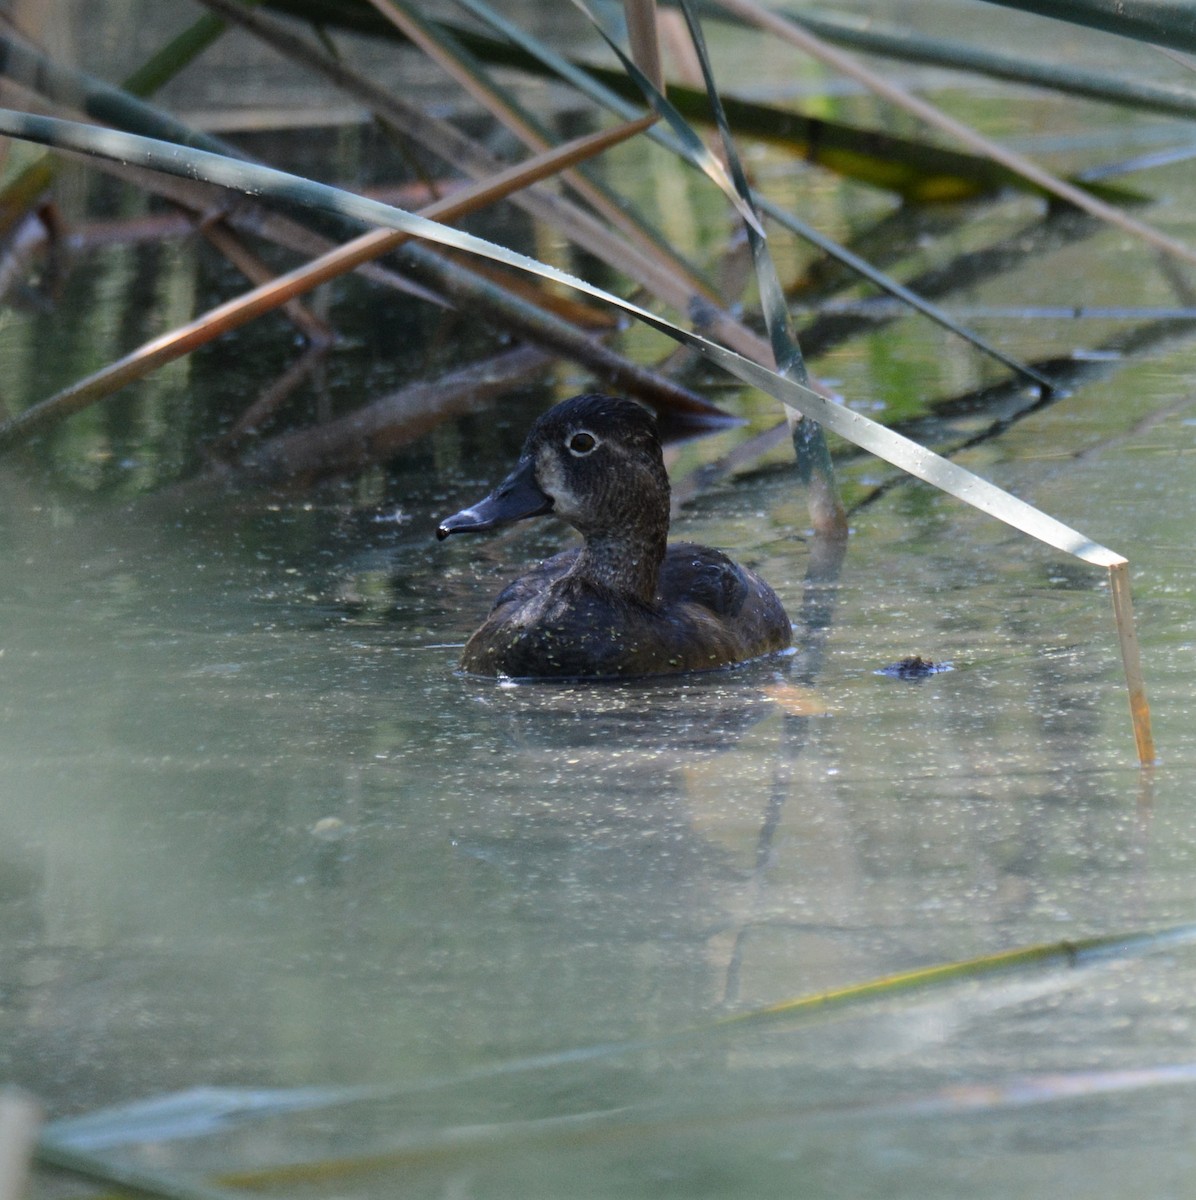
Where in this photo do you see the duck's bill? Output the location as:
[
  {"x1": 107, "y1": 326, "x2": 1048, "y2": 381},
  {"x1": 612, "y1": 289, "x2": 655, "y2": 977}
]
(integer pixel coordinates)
[{"x1": 436, "y1": 457, "x2": 553, "y2": 540}]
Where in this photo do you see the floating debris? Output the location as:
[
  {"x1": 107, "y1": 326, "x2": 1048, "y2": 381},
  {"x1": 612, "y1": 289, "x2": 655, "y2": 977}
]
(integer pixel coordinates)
[{"x1": 875, "y1": 655, "x2": 953, "y2": 679}]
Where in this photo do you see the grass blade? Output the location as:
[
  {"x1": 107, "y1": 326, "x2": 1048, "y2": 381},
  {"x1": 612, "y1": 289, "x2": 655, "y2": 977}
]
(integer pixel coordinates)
[
  {"x1": 34, "y1": 923, "x2": 1196, "y2": 1181},
  {"x1": 674, "y1": 0, "x2": 798, "y2": 372},
  {"x1": 664, "y1": 0, "x2": 845, "y2": 533},
  {"x1": 259, "y1": 0, "x2": 1144, "y2": 202},
  {"x1": 717, "y1": 925, "x2": 1196, "y2": 1027},
  {"x1": 573, "y1": 0, "x2": 766, "y2": 238},
  {"x1": 758, "y1": 196, "x2": 1058, "y2": 390},
  {"x1": 362, "y1": 0, "x2": 711, "y2": 299},
  {"x1": 120, "y1": 13, "x2": 228, "y2": 98},
  {"x1": 0, "y1": 24, "x2": 236, "y2": 235},
  {"x1": 0, "y1": 31, "x2": 240, "y2": 156},
  {"x1": 194, "y1": 0, "x2": 787, "y2": 368}
]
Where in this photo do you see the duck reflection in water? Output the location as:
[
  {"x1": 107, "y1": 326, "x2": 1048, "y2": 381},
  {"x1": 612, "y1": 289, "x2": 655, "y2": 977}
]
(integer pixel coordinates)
[{"x1": 437, "y1": 393, "x2": 791, "y2": 679}]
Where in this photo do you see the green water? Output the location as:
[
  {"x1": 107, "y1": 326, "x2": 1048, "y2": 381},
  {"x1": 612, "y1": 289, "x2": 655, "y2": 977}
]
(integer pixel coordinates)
[{"x1": 5, "y1": 3, "x2": 1196, "y2": 1196}]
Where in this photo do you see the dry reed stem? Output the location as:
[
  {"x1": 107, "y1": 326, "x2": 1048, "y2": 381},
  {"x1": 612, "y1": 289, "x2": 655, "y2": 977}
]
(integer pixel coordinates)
[
  {"x1": 621, "y1": 0, "x2": 666, "y2": 91},
  {"x1": 74, "y1": 156, "x2": 716, "y2": 423},
  {"x1": 1108, "y1": 561, "x2": 1156, "y2": 765},
  {"x1": 193, "y1": 0, "x2": 780, "y2": 370}
]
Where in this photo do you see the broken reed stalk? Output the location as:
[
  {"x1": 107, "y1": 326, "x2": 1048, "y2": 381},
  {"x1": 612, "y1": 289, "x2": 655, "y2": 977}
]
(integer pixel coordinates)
[
  {"x1": 1108, "y1": 561, "x2": 1156, "y2": 765},
  {"x1": 0, "y1": 114, "x2": 674, "y2": 449}
]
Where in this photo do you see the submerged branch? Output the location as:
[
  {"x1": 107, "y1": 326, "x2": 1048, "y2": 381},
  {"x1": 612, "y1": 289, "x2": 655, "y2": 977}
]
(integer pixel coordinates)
[
  {"x1": 197, "y1": 218, "x2": 335, "y2": 345},
  {"x1": 231, "y1": 344, "x2": 552, "y2": 485}
]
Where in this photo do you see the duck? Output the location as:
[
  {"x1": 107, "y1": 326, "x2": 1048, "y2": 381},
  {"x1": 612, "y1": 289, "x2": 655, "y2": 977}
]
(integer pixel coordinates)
[{"x1": 436, "y1": 393, "x2": 791, "y2": 679}]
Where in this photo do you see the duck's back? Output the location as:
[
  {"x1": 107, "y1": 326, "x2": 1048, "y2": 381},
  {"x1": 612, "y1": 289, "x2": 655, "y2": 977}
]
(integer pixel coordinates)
[{"x1": 459, "y1": 542, "x2": 790, "y2": 678}]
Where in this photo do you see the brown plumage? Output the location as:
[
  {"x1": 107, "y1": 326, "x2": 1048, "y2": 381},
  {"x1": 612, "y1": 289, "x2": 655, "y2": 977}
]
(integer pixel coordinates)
[{"x1": 438, "y1": 394, "x2": 791, "y2": 679}]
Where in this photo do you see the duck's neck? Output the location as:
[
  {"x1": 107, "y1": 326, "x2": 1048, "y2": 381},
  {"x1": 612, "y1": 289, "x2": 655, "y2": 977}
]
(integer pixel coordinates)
[{"x1": 571, "y1": 525, "x2": 667, "y2": 605}]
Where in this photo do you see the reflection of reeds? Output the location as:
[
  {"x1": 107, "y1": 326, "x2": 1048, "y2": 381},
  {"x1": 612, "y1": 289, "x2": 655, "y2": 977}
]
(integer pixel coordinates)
[{"x1": 33, "y1": 923, "x2": 1196, "y2": 1194}]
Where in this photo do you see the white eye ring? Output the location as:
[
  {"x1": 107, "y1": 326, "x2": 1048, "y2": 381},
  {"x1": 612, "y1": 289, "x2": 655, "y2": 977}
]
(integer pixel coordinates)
[{"x1": 567, "y1": 430, "x2": 599, "y2": 456}]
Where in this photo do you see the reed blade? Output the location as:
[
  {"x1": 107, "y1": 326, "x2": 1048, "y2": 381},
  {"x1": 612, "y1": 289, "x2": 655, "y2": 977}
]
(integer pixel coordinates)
[
  {"x1": 0, "y1": 114, "x2": 716, "y2": 446},
  {"x1": 978, "y1": 0, "x2": 1196, "y2": 53},
  {"x1": 359, "y1": 0, "x2": 706, "y2": 304},
  {"x1": 667, "y1": 0, "x2": 845, "y2": 531},
  {"x1": 256, "y1": 0, "x2": 1143, "y2": 202}
]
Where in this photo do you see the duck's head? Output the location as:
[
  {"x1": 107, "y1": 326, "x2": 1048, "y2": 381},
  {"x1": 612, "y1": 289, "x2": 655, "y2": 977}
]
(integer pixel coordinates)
[{"x1": 437, "y1": 393, "x2": 669, "y2": 542}]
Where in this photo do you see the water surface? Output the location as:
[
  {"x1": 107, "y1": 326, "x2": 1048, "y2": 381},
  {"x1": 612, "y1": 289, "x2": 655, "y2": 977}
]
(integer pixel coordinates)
[{"x1": 5, "y1": 5, "x2": 1196, "y2": 1196}]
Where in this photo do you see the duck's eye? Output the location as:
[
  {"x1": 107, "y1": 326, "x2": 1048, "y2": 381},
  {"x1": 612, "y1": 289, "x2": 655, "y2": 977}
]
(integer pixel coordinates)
[{"x1": 567, "y1": 431, "x2": 598, "y2": 456}]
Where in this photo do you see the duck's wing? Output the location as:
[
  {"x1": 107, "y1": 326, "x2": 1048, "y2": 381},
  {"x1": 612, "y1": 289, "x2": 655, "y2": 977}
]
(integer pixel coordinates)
[
  {"x1": 660, "y1": 542, "x2": 791, "y2": 661},
  {"x1": 659, "y1": 542, "x2": 750, "y2": 617}
]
